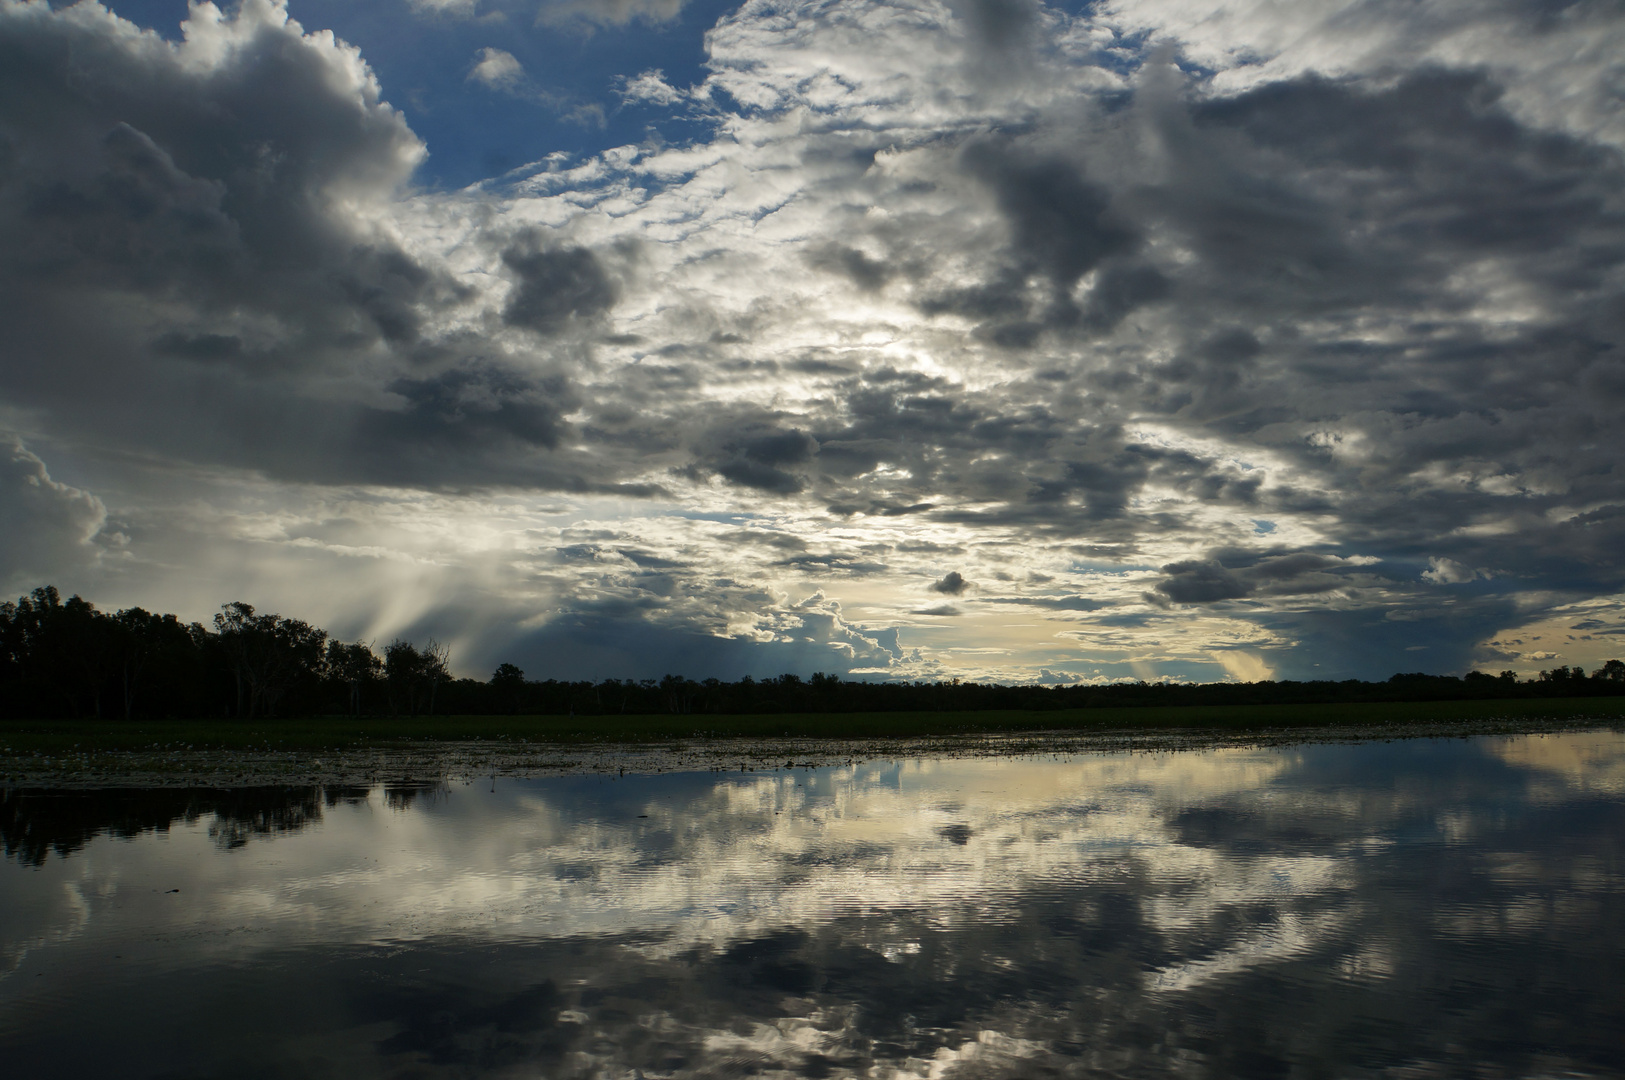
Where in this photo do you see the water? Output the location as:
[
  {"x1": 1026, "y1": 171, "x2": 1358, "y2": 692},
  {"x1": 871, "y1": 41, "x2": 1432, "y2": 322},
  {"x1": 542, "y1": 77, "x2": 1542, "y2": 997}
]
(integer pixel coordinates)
[{"x1": 3, "y1": 731, "x2": 1623, "y2": 1078}]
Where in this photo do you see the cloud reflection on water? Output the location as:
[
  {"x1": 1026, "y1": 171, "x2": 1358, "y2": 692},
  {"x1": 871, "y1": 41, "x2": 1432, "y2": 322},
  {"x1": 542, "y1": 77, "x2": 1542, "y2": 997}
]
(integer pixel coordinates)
[{"x1": 2, "y1": 731, "x2": 1623, "y2": 1077}]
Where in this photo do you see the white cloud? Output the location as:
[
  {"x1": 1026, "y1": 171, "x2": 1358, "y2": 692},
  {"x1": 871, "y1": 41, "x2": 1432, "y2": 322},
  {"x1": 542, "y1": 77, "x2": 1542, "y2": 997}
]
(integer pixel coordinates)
[
  {"x1": 618, "y1": 68, "x2": 686, "y2": 105},
  {"x1": 468, "y1": 45, "x2": 523, "y2": 89},
  {"x1": 407, "y1": 0, "x2": 482, "y2": 15},
  {"x1": 1422, "y1": 557, "x2": 1480, "y2": 585},
  {"x1": 1102, "y1": 0, "x2": 1625, "y2": 149}
]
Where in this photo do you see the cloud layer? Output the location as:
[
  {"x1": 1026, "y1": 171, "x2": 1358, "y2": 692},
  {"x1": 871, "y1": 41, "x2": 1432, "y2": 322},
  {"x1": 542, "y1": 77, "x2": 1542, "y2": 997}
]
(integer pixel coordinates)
[{"x1": 1, "y1": 0, "x2": 1622, "y2": 681}]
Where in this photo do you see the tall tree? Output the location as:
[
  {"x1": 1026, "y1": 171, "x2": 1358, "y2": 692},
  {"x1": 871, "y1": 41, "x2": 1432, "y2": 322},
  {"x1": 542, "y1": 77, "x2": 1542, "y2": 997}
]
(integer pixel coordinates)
[
  {"x1": 326, "y1": 640, "x2": 382, "y2": 716},
  {"x1": 109, "y1": 607, "x2": 197, "y2": 721},
  {"x1": 212, "y1": 602, "x2": 327, "y2": 718},
  {"x1": 384, "y1": 639, "x2": 451, "y2": 716}
]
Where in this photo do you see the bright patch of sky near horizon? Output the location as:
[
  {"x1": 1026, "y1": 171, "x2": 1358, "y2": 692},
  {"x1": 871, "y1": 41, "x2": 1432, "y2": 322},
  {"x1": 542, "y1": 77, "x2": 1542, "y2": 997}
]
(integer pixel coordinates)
[{"x1": 2, "y1": 0, "x2": 1624, "y2": 684}]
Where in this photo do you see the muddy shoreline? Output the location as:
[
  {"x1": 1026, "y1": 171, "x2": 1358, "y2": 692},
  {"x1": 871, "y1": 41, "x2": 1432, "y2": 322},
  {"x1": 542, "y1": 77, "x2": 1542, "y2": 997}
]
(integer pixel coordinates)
[{"x1": 4, "y1": 716, "x2": 1618, "y2": 789}]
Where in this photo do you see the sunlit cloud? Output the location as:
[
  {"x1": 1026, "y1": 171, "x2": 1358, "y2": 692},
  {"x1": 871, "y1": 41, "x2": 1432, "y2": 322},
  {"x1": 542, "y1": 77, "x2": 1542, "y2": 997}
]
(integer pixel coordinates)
[
  {"x1": 0, "y1": 0, "x2": 1621, "y2": 680},
  {"x1": 468, "y1": 46, "x2": 524, "y2": 89}
]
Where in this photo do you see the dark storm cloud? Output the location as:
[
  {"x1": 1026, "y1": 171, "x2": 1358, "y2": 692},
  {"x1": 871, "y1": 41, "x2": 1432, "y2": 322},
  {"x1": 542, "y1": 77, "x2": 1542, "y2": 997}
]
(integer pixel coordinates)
[
  {"x1": 1153, "y1": 559, "x2": 1249, "y2": 604},
  {"x1": 351, "y1": 365, "x2": 574, "y2": 480},
  {"x1": 1198, "y1": 327, "x2": 1263, "y2": 365},
  {"x1": 721, "y1": 529, "x2": 809, "y2": 553},
  {"x1": 500, "y1": 239, "x2": 619, "y2": 335},
  {"x1": 913, "y1": 603, "x2": 962, "y2": 616},
  {"x1": 1254, "y1": 597, "x2": 1533, "y2": 682},
  {"x1": 1168, "y1": 78, "x2": 1625, "y2": 415},
  {"x1": 0, "y1": 1, "x2": 634, "y2": 496},
  {"x1": 954, "y1": 0, "x2": 1041, "y2": 51},
  {"x1": 339, "y1": 245, "x2": 463, "y2": 344},
  {"x1": 1153, "y1": 552, "x2": 1378, "y2": 605},
  {"x1": 1079, "y1": 263, "x2": 1171, "y2": 331},
  {"x1": 1170, "y1": 68, "x2": 1625, "y2": 332},
  {"x1": 926, "y1": 140, "x2": 1141, "y2": 341},
  {"x1": 804, "y1": 242, "x2": 893, "y2": 291},
  {"x1": 445, "y1": 591, "x2": 904, "y2": 681},
  {"x1": 964, "y1": 146, "x2": 1136, "y2": 286},
  {"x1": 771, "y1": 551, "x2": 890, "y2": 576},
  {"x1": 994, "y1": 595, "x2": 1111, "y2": 612},
  {"x1": 18, "y1": 120, "x2": 239, "y2": 287},
  {"x1": 930, "y1": 571, "x2": 971, "y2": 595},
  {"x1": 808, "y1": 370, "x2": 1079, "y2": 504},
  {"x1": 825, "y1": 499, "x2": 937, "y2": 518},
  {"x1": 0, "y1": 4, "x2": 439, "y2": 455},
  {"x1": 690, "y1": 422, "x2": 821, "y2": 495},
  {"x1": 445, "y1": 610, "x2": 831, "y2": 684},
  {"x1": 0, "y1": 3, "x2": 422, "y2": 288}
]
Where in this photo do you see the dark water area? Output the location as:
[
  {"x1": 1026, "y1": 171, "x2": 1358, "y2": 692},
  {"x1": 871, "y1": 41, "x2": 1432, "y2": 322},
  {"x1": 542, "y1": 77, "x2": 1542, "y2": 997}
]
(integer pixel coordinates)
[{"x1": 3, "y1": 732, "x2": 1623, "y2": 1079}]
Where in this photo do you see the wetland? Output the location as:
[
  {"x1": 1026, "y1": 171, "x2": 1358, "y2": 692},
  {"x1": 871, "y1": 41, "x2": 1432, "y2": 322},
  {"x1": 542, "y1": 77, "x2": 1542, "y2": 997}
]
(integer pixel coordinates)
[{"x1": 3, "y1": 725, "x2": 1624, "y2": 1077}]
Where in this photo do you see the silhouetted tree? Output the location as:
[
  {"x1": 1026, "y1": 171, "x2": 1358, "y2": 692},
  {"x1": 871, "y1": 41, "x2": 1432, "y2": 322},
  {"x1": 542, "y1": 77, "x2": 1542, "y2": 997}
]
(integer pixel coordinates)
[
  {"x1": 1, "y1": 587, "x2": 119, "y2": 717},
  {"x1": 109, "y1": 607, "x2": 197, "y2": 721},
  {"x1": 213, "y1": 602, "x2": 327, "y2": 718},
  {"x1": 422, "y1": 640, "x2": 450, "y2": 714},
  {"x1": 326, "y1": 640, "x2": 382, "y2": 716},
  {"x1": 384, "y1": 639, "x2": 450, "y2": 716},
  {"x1": 491, "y1": 663, "x2": 525, "y2": 714}
]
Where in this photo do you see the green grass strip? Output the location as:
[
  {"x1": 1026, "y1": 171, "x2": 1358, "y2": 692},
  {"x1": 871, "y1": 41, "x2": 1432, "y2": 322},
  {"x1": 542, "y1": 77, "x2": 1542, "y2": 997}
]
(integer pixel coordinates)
[{"x1": 2, "y1": 697, "x2": 1623, "y2": 754}]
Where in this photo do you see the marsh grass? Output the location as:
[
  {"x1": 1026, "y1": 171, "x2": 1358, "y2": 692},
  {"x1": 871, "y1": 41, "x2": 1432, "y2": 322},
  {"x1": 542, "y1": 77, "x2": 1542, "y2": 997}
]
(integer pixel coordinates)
[{"x1": 3, "y1": 697, "x2": 1623, "y2": 755}]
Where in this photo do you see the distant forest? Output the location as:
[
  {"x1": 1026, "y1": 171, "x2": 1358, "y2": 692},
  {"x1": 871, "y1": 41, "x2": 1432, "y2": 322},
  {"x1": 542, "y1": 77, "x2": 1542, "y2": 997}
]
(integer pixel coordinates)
[{"x1": 2, "y1": 586, "x2": 1623, "y2": 721}]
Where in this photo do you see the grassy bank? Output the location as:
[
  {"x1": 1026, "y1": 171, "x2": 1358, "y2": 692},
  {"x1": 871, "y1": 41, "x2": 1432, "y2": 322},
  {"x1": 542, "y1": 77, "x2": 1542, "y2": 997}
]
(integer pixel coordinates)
[{"x1": 3, "y1": 696, "x2": 1623, "y2": 755}]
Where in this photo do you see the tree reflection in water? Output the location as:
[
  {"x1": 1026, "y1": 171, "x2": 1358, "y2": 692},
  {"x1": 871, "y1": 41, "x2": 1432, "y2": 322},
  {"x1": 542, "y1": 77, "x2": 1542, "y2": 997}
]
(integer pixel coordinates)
[{"x1": 0, "y1": 785, "x2": 374, "y2": 864}]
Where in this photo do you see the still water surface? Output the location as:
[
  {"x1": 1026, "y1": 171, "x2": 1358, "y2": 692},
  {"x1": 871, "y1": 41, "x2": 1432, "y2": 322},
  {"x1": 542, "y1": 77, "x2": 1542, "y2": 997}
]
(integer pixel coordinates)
[{"x1": 3, "y1": 731, "x2": 1624, "y2": 1078}]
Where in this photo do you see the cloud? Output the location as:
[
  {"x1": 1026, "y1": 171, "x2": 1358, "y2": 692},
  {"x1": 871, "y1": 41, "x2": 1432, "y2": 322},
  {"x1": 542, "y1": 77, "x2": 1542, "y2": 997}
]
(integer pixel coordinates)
[
  {"x1": 4, "y1": 0, "x2": 1624, "y2": 681},
  {"x1": 1103, "y1": 0, "x2": 1625, "y2": 150},
  {"x1": 954, "y1": 0, "x2": 1043, "y2": 52},
  {"x1": 0, "y1": 0, "x2": 491, "y2": 487},
  {"x1": 1421, "y1": 557, "x2": 1481, "y2": 585},
  {"x1": 930, "y1": 571, "x2": 971, "y2": 595},
  {"x1": 692, "y1": 424, "x2": 821, "y2": 496},
  {"x1": 468, "y1": 47, "x2": 524, "y2": 90},
  {"x1": 618, "y1": 69, "x2": 686, "y2": 106},
  {"x1": 0, "y1": 438, "x2": 111, "y2": 592},
  {"x1": 537, "y1": 0, "x2": 686, "y2": 30},
  {"x1": 463, "y1": 45, "x2": 605, "y2": 125},
  {"x1": 408, "y1": 0, "x2": 481, "y2": 16},
  {"x1": 500, "y1": 239, "x2": 620, "y2": 335},
  {"x1": 1154, "y1": 553, "x2": 1385, "y2": 605}
]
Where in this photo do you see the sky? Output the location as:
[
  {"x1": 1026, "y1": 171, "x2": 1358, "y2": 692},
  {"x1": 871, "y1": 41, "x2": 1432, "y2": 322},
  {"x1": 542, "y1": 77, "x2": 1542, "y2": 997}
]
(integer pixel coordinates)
[{"x1": 1, "y1": 0, "x2": 1623, "y2": 685}]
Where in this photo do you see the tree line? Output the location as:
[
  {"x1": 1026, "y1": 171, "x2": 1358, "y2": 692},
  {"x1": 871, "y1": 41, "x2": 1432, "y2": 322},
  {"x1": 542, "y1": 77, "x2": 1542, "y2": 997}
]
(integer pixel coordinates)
[
  {"x1": 0, "y1": 587, "x2": 450, "y2": 720},
  {"x1": 2, "y1": 585, "x2": 1623, "y2": 720}
]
